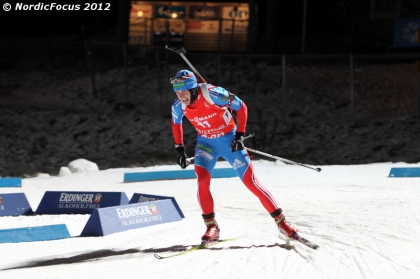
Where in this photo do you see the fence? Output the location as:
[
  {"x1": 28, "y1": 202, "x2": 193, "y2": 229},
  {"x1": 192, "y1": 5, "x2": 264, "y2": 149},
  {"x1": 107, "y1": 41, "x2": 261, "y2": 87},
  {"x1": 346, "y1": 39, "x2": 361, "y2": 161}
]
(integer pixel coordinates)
[
  {"x1": 9, "y1": 41, "x2": 420, "y2": 124},
  {"x1": 75, "y1": 41, "x2": 420, "y2": 126},
  {"x1": 129, "y1": 17, "x2": 248, "y2": 53}
]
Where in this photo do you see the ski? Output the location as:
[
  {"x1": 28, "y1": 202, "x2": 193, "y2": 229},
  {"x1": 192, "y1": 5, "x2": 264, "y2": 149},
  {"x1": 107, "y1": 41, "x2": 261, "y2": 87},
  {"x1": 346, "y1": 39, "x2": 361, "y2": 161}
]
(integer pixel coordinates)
[
  {"x1": 289, "y1": 232, "x2": 320, "y2": 250},
  {"x1": 154, "y1": 238, "x2": 236, "y2": 259}
]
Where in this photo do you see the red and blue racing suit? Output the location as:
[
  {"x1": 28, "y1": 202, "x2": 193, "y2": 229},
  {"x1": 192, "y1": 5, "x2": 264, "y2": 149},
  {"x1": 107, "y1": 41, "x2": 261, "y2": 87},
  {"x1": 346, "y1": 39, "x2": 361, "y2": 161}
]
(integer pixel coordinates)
[{"x1": 171, "y1": 84, "x2": 280, "y2": 216}]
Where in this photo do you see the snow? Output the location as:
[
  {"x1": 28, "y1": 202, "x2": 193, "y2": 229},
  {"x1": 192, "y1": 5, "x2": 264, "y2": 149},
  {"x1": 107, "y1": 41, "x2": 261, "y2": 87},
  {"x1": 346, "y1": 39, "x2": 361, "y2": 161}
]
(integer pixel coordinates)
[{"x1": 1, "y1": 160, "x2": 420, "y2": 278}]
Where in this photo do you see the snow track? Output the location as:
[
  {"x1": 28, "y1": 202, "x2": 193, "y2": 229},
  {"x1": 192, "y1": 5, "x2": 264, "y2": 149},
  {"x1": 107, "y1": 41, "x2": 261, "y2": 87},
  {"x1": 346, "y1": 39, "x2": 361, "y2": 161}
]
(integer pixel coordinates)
[{"x1": 1, "y1": 161, "x2": 420, "y2": 278}]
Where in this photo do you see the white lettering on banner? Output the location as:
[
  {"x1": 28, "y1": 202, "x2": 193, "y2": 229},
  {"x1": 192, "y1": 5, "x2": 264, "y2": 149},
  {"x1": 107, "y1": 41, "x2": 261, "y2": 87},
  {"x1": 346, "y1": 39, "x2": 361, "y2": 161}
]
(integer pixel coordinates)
[
  {"x1": 122, "y1": 217, "x2": 149, "y2": 226},
  {"x1": 138, "y1": 196, "x2": 159, "y2": 203},
  {"x1": 148, "y1": 215, "x2": 162, "y2": 221},
  {"x1": 57, "y1": 203, "x2": 100, "y2": 209},
  {"x1": 0, "y1": 205, "x2": 4, "y2": 210},
  {"x1": 116, "y1": 206, "x2": 152, "y2": 219},
  {"x1": 59, "y1": 193, "x2": 94, "y2": 203},
  {"x1": 121, "y1": 215, "x2": 162, "y2": 226}
]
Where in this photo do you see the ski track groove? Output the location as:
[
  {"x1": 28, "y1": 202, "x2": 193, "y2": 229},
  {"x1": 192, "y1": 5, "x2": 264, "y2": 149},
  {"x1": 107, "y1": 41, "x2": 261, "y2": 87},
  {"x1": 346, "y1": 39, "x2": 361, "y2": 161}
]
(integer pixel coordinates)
[
  {"x1": 346, "y1": 245, "x2": 367, "y2": 279},
  {"x1": 370, "y1": 246, "x2": 406, "y2": 279}
]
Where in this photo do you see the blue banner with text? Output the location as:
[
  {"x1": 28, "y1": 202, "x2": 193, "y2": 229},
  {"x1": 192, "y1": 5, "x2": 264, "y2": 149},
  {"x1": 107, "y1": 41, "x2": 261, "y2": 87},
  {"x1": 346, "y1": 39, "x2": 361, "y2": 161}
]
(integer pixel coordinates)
[
  {"x1": 80, "y1": 199, "x2": 183, "y2": 236},
  {"x1": 36, "y1": 191, "x2": 129, "y2": 214}
]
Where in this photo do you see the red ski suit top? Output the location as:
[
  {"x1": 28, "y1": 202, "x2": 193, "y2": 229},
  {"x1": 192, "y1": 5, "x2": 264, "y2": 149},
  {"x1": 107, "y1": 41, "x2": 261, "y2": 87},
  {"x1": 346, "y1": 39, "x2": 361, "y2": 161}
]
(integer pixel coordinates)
[{"x1": 170, "y1": 84, "x2": 280, "y2": 217}]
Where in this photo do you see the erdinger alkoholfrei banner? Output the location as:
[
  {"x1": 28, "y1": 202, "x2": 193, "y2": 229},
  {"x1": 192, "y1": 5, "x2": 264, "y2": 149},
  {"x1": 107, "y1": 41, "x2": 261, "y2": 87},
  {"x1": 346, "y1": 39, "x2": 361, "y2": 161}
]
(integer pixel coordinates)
[
  {"x1": 80, "y1": 199, "x2": 183, "y2": 236},
  {"x1": 0, "y1": 193, "x2": 33, "y2": 216},
  {"x1": 36, "y1": 191, "x2": 129, "y2": 215},
  {"x1": 129, "y1": 193, "x2": 184, "y2": 218}
]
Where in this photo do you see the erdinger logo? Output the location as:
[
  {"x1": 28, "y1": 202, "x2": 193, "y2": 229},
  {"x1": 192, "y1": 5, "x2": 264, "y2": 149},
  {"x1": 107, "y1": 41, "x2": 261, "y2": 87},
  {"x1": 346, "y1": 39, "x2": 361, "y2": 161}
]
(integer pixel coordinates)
[
  {"x1": 149, "y1": 204, "x2": 159, "y2": 215},
  {"x1": 93, "y1": 194, "x2": 102, "y2": 204},
  {"x1": 0, "y1": 196, "x2": 2, "y2": 204}
]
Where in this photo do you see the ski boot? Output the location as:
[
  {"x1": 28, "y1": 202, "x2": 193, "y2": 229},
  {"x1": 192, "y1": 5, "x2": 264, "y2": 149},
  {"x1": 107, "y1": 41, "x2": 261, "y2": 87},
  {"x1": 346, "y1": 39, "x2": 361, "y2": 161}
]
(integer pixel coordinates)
[
  {"x1": 274, "y1": 213, "x2": 298, "y2": 238},
  {"x1": 201, "y1": 213, "x2": 220, "y2": 245}
]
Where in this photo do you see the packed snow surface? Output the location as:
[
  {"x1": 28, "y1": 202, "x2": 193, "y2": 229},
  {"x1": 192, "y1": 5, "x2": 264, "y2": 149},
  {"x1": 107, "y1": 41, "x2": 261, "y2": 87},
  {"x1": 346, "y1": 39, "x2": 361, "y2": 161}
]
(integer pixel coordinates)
[{"x1": 1, "y1": 159, "x2": 420, "y2": 279}]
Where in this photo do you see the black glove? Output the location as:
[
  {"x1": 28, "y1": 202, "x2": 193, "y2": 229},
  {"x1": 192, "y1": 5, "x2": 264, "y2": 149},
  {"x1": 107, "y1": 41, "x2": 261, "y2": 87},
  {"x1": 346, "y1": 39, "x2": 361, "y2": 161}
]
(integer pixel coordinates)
[
  {"x1": 230, "y1": 132, "x2": 245, "y2": 152},
  {"x1": 175, "y1": 145, "x2": 188, "y2": 169}
]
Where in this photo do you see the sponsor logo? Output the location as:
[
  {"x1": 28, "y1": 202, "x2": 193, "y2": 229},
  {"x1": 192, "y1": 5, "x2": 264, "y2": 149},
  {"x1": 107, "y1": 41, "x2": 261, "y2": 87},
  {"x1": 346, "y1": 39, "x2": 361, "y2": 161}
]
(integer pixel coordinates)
[
  {"x1": 196, "y1": 150, "x2": 214, "y2": 160},
  {"x1": 0, "y1": 196, "x2": 2, "y2": 204},
  {"x1": 138, "y1": 196, "x2": 159, "y2": 203},
  {"x1": 231, "y1": 99, "x2": 240, "y2": 106},
  {"x1": 196, "y1": 144, "x2": 213, "y2": 153},
  {"x1": 149, "y1": 204, "x2": 159, "y2": 215},
  {"x1": 116, "y1": 205, "x2": 152, "y2": 219},
  {"x1": 59, "y1": 193, "x2": 95, "y2": 203},
  {"x1": 232, "y1": 159, "x2": 246, "y2": 170},
  {"x1": 172, "y1": 109, "x2": 179, "y2": 119},
  {"x1": 57, "y1": 203, "x2": 100, "y2": 209},
  {"x1": 56, "y1": 192, "x2": 102, "y2": 209},
  {"x1": 193, "y1": 113, "x2": 217, "y2": 123},
  {"x1": 93, "y1": 194, "x2": 102, "y2": 204},
  {"x1": 116, "y1": 204, "x2": 162, "y2": 226},
  {"x1": 197, "y1": 124, "x2": 226, "y2": 135}
]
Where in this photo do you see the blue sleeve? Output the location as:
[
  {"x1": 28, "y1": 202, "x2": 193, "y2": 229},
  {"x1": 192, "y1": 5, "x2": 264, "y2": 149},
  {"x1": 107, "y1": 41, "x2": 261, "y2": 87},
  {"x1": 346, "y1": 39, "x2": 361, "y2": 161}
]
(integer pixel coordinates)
[
  {"x1": 208, "y1": 86, "x2": 243, "y2": 111},
  {"x1": 171, "y1": 98, "x2": 184, "y2": 124}
]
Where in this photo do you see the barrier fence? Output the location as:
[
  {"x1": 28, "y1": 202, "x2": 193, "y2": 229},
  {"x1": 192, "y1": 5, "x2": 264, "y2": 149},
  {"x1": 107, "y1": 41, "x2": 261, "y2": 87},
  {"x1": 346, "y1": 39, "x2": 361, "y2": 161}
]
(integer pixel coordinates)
[
  {"x1": 79, "y1": 41, "x2": 420, "y2": 125},
  {"x1": 3, "y1": 39, "x2": 418, "y2": 125}
]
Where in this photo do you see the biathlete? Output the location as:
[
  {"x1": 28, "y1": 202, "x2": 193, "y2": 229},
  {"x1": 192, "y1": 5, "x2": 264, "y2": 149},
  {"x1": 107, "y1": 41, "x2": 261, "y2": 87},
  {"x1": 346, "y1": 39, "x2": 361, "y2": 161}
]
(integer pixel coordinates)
[{"x1": 170, "y1": 69, "x2": 298, "y2": 243}]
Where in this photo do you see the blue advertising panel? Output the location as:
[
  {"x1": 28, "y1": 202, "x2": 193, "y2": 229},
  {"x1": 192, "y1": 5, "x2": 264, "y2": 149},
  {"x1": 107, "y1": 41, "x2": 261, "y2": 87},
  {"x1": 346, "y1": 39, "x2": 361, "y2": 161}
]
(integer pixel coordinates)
[
  {"x1": 129, "y1": 193, "x2": 184, "y2": 218},
  {"x1": 189, "y1": 6, "x2": 220, "y2": 20},
  {"x1": 36, "y1": 191, "x2": 129, "y2": 215},
  {"x1": 124, "y1": 168, "x2": 237, "y2": 182},
  {"x1": 393, "y1": 18, "x2": 420, "y2": 47},
  {"x1": 0, "y1": 193, "x2": 33, "y2": 216},
  {"x1": 389, "y1": 167, "x2": 420, "y2": 177},
  {"x1": 80, "y1": 199, "x2": 182, "y2": 236},
  {"x1": 0, "y1": 177, "x2": 22, "y2": 187},
  {"x1": 155, "y1": 5, "x2": 185, "y2": 19},
  {"x1": 0, "y1": 224, "x2": 71, "y2": 243}
]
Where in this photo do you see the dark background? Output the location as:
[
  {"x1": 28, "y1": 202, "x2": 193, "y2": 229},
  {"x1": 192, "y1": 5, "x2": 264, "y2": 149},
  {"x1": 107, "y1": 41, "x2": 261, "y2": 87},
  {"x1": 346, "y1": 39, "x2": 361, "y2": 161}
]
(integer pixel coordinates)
[
  {"x1": 1, "y1": 1, "x2": 420, "y2": 177},
  {"x1": 1, "y1": 0, "x2": 419, "y2": 54}
]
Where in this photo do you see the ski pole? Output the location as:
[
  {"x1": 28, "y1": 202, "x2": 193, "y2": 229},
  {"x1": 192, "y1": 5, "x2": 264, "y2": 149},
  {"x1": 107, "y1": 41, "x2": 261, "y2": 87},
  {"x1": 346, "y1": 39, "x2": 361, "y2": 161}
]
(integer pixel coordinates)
[
  {"x1": 165, "y1": 45, "x2": 207, "y2": 83},
  {"x1": 241, "y1": 133, "x2": 321, "y2": 172},
  {"x1": 186, "y1": 157, "x2": 194, "y2": 165},
  {"x1": 245, "y1": 148, "x2": 322, "y2": 172}
]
